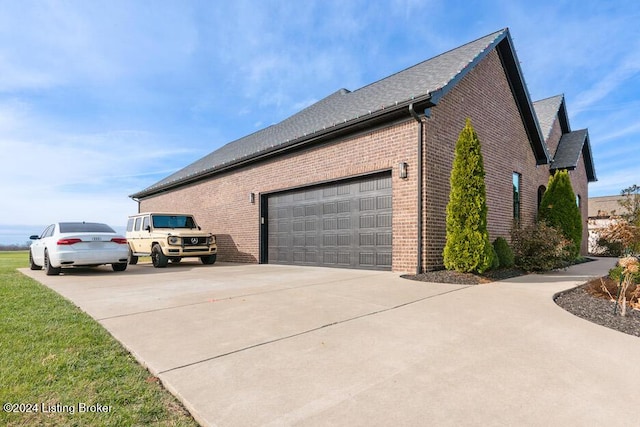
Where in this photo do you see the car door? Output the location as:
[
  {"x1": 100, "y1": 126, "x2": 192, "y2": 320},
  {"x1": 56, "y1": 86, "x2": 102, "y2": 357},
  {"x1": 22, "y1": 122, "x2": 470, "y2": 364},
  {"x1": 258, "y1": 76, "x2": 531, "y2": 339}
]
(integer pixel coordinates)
[
  {"x1": 129, "y1": 215, "x2": 151, "y2": 253},
  {"x1": 31, "y1": 224, "x2": 54, "y2": 265},
  {"x1": 139, "y1": 215, "x2": 152, "y2": 253},
  {"x1": 128, "y1": 216, "x2": 142, "y2": 252}
]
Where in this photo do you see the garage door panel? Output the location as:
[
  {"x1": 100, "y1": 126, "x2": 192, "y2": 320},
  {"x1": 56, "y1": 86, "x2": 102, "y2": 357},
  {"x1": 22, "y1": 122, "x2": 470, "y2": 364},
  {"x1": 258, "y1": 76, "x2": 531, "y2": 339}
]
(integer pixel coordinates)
[
  {"x1": 377, "y1": 176, "x2": 392, "y2": 189},
  {"x1": 266, "y1": 172, "x2": 392, "y2": 271},
  {"x1": 377, "y1": 213, "x2": 392, "y2": 227},
  {"x1": 377, "y1": 195, "x2": 392, "y2": 209}
]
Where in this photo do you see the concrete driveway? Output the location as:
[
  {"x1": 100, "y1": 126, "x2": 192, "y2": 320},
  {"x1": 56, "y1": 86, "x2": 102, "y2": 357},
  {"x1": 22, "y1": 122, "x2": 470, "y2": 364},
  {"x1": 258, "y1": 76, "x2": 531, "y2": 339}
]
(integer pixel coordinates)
[{"x1": 21, "y1": 258, "x2": 640, "y2": 427}]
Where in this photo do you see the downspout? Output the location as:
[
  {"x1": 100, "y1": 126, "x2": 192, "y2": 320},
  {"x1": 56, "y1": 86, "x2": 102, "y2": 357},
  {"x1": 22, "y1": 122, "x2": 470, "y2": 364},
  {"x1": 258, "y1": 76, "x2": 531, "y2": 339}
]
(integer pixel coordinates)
[
  {"x1": 131, "y1": 197, "x2": 141, "y2": 214},
  {"x1": 409, "y1": 104, "x2": 424, "y2": 274}
]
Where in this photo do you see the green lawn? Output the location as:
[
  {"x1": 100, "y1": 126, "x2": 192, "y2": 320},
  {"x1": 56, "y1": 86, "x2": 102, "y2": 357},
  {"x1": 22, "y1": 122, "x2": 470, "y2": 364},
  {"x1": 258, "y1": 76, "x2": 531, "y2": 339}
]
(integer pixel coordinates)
[{"x1": 0, "y1": 251, "x2": 198, "y2": 426}]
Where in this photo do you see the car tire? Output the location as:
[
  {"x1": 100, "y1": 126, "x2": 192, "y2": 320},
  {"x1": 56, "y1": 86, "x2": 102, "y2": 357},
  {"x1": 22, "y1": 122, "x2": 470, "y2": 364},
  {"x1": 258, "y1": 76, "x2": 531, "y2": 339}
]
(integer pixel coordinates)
[
  {"x1": 112, "y1": 263, "x2": 128, "y2": 272},
  {"x1": 44, "y1": 250, "x2": 61, "y2": 276},
  {"x1": 29, "y1": 250, "x2": 42, "y2": 270},
  {"x1": 200, "y1": 254, "x2": 217, "y2": 265},
  {"x1": 151, "y1": 245, "x2": 168, "y2": 268},
  {"x1": 128, "y1": 247, "x2": 138, "y2": 265}
]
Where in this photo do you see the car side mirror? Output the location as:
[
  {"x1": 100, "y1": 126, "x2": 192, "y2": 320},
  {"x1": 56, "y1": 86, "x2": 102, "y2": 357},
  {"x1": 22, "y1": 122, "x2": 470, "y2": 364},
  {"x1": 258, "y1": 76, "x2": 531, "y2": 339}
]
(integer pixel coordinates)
[
  {"x1": 198, "y1": 226, "x2": 201, "y2": 230},
  {"x1": 145, "y1": 226, "x2": 151, "y2": 232},
  {"x1": 29, "y1": 235, "x2": 39, "y2": 240}
]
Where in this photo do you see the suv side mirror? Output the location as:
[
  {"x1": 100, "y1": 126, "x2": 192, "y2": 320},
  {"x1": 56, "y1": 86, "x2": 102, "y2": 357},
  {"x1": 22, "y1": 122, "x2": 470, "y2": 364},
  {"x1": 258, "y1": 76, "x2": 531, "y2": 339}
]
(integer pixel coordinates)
[
  {"x1": 29, "y1": 235, "x2": 39, "y2": 240},
  {"x1": 145, "y1": 225, "x2": 151, "y2": 232}
]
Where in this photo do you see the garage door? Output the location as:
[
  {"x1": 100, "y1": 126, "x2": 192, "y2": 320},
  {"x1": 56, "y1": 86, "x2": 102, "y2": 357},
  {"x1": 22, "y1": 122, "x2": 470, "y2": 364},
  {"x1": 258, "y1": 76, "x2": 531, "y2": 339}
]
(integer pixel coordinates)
[{"x1": 266, "y1": 173, "x2": 392, "y2": 270}]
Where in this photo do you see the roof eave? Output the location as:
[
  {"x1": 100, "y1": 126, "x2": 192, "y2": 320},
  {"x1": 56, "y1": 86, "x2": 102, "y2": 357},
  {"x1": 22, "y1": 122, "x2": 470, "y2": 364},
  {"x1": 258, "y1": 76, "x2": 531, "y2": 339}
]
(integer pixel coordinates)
[
  {"x1": 495, "y1": 32, "x2": 550, "y2": 165},
  {"x1": 582, "y1": 131, "x2": 597, "y2": 182},
  {"x1": 557, "y1": 97, "x2": 571, "y2": 134}
]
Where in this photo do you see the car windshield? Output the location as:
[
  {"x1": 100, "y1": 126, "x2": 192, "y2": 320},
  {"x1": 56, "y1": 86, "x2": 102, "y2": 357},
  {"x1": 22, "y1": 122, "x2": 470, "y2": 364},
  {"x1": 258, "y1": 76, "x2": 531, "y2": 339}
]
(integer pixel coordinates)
[
  {"x1": 152, "y1": 215, "x2": 196, "y2": 229},
  {"x1": 59, "y1": 222, "x2": 115, "y2": 233}
]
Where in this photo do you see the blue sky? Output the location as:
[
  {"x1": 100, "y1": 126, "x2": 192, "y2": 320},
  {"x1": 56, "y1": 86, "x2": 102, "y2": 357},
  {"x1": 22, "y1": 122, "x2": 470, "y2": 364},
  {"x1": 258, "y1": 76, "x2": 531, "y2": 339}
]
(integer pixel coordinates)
[{"x1": 1, "y1": 0, "x2": 639, "y2": 243}]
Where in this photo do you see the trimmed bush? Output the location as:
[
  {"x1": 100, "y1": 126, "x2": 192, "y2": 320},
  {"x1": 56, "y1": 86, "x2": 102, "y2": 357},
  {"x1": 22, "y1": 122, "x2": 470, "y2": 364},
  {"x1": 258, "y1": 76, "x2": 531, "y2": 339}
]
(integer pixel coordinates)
[
  {"x1": 511, "y1": 222, "x2": 571, "y2": 272},
  {"x1": 493, "y1": 237, "x2": 514, "y2": 268},
  {"x1": 443, "y1": 118, "x2": 495, "y2": 274},
  {"x1": 538, "y1": 170, "x2": 582, "y2": 259}
]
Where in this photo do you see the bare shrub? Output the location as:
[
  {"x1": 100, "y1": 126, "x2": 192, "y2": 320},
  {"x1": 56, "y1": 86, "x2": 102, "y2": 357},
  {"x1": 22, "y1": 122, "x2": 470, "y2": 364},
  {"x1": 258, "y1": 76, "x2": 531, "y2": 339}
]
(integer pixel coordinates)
[{"x1": 510, "y1": 222, "x2": 571, "y2": 272}]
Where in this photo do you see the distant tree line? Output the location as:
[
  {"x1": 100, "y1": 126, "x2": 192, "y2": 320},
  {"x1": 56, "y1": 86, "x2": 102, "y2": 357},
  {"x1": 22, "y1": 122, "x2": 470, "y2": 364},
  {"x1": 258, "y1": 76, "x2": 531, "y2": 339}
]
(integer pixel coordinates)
[{"x1": 0, "y1": 243, "x2": 30, "y2": 251}]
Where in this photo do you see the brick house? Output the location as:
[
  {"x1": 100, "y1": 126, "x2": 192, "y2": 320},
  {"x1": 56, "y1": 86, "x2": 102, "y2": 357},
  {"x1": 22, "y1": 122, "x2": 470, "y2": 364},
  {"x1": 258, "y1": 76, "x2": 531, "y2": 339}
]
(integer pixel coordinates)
[{"x1": 131, "y1": 28, "x2": 596, "y2": 273}]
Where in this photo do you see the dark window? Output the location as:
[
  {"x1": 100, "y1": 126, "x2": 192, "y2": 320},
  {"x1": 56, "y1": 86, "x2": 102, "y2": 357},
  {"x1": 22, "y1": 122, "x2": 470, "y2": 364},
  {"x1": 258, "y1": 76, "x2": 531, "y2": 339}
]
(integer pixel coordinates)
[
  {"x1": 127, "y1": 218, "x2": 134, "y2": 232},
  {"x1": 41, "y1": 224, "x2": 55, "y2": 238},
  {"x1": 577, "y1": 195, "x2": 581, "y2": 208},
  {"x1": 59, "y1": 222, "x2": 115, "y2": 233},
  {"x1": 142, "y1": 216, "x2": 150, "y2": 231},
  {"x1": 513, "y1": 173, "x2": 521, "y2": 221},
  {"x1": 537, "y1": 185, "x2": 546, "y2": 210},
  {"x1": 152, "y1": 215, "x2": 196, "y2": 229},
  {"x1": 134, "y1": 217, "x2": 141, "y2": 231}
]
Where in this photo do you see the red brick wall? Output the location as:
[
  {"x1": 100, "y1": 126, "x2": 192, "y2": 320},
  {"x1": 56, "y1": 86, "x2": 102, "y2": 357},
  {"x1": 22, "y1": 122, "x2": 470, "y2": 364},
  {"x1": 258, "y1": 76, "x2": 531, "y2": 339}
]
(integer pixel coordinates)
[
  {"x1": 140, "y1": 122, "x2": 420, "y2": 272},
  {"x1": 422, "y1": 49, "x2": 558, "y2": 269},
  {"x1": 546, "y1": 116, "x2": 563, "y2": 157}
]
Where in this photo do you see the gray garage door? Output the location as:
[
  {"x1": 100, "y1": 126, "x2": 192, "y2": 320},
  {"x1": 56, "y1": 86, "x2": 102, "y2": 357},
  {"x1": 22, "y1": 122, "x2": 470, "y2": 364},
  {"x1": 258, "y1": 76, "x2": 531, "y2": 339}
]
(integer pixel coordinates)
[{"x1": 267, "y1": 173, "x2": 392, "y2": 270}]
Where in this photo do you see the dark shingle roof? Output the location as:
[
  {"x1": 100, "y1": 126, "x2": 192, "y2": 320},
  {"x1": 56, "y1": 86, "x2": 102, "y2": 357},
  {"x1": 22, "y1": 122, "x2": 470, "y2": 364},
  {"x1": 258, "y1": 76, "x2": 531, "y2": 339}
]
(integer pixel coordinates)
[
  {"x1": 533, "y1": 95, "x2": 566, "y2": 140},
  {"x1": 551, "y1": 129, "x2": 597, "y2": 182},
  {"x1": 132, "y1": 28, "x2": 549, "y2": 198}
]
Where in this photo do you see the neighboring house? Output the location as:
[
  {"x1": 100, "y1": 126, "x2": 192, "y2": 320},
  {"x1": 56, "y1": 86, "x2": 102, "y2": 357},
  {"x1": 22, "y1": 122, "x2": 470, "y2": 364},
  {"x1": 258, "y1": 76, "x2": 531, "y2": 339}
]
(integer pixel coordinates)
[
  {"x1": 131, "y1": 28, "x2": 597, "y2": 273},
  {"x1": 588, "y1": 195, "x2": 627, "y2": 254}
]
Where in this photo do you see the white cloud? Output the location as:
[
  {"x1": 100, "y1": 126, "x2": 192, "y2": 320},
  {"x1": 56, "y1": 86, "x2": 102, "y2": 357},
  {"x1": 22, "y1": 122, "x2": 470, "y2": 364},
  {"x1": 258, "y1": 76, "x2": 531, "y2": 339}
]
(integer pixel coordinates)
[
  {"x1": 590, "y1": 167, "x2": 640, "y2": 197},
  {"x1": 572, "y1": 51, "x2": 640, "y2": 115},
  {"x1": 0, "y1": 114, "x2": 205, "y2": 226},
  {"x1": 0, "y1": 1, "x2": 199, "y2": 94},
  {"x1": 597, "y1": 122, "x2": 640, "y2": 143}
]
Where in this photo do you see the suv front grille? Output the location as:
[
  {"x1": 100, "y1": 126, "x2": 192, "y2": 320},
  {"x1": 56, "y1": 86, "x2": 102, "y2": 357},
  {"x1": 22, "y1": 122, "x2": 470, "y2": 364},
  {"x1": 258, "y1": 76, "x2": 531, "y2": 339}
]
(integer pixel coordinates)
[{"x1": 182, "y1": 237, "x2": 208, "y2": 246}]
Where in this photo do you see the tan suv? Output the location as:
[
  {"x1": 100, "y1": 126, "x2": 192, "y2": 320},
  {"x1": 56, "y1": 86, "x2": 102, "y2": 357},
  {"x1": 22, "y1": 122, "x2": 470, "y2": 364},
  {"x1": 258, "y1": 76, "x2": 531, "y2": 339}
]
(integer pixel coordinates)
[{"x1": 126, "y1": 212, "x2": 217, "y2": 268}]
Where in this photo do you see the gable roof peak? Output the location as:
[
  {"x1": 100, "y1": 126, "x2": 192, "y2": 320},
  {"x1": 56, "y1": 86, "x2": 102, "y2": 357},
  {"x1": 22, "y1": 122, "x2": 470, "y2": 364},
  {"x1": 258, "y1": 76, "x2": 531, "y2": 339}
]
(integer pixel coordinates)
[
  {"x1": 533, "y1": 94, "x2": 567, "y2": 140},
  {"x1": 551, "y1": 128, "x2": 597, "y2": 182}
]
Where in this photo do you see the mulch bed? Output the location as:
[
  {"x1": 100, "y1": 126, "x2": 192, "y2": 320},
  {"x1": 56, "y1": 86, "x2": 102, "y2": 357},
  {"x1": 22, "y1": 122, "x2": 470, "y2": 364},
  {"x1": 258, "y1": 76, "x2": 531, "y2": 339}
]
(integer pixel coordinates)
[
  {"x1": 555, "y1": 277, "x2": 640, "y2": 337},
  {"x1": 401, "y1": 267, "x2": 526, "y2": 285},
  {"x1": 402, "y1": 268, "x2": 640, "y2": 337}
]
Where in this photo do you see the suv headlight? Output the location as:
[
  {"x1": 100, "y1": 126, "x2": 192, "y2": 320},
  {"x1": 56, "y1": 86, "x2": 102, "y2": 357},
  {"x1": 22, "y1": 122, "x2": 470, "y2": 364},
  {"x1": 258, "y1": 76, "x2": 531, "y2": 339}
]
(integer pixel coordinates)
[
  {"x1": 168, "y1": 236, "x2": 180, "y2": 245},
  {"x1": 208, "y1": 235, "x2": 216, "y2": 245}
]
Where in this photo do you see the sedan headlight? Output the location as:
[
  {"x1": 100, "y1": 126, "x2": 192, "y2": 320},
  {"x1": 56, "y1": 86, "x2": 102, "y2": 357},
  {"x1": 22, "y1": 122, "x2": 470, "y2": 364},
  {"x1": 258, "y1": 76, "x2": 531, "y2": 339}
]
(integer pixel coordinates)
[{"x1": 168, "y1": 236, "x2": 181, "y2": 245}]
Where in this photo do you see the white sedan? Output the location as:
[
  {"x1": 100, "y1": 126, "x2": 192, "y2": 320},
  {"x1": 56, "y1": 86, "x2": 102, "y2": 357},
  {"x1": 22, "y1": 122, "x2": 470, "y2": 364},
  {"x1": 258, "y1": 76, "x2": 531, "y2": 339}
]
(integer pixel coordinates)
[{"x1": 29, "y1": 222, "x2": 130, "y2": 275}]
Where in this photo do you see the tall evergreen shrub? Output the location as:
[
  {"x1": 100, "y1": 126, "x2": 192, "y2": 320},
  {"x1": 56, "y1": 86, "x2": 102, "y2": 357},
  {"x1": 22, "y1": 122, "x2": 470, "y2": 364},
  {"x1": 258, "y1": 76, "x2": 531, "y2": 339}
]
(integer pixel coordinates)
[
  {"x1": 443, "y1": 118, "x2": 494, "y2": 273},
  {"x1": 537, "y1": 170, "x2": 583, "y2": 258}
]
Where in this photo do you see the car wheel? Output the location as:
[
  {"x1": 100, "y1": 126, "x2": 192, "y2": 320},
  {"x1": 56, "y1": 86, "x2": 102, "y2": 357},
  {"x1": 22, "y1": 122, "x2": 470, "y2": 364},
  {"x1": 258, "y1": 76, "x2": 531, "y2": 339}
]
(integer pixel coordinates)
[
  {"x1": 128, "y1": 247, "x2": 138, "y2": 265},
  {"x1": 112, "y1": 263, "x2": 127, "y2": 272},
  {"x1": 29, "y1": 250, "x2": 42, "y2": 270},
  {"x1": 44, "y1": 250, "x2": 61, "y2": 276},
  {"x1": 200, "y1": 254, "x2": 217, "y2": 265},
  {"x1": 151, "y1": 245, "x2": 168, "y2": 268}
]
